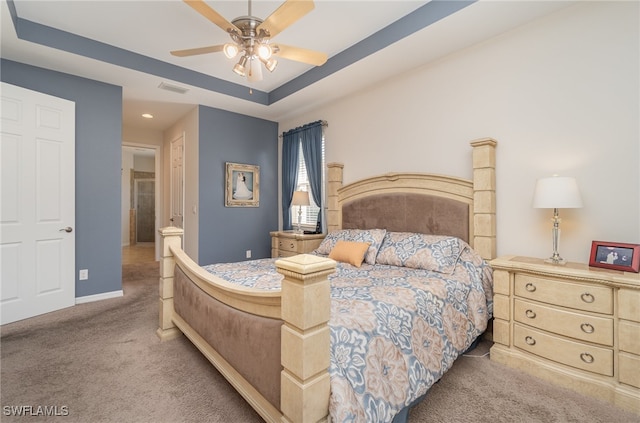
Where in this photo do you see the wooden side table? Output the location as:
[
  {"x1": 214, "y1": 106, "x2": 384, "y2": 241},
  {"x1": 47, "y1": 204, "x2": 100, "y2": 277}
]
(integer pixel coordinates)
[{"x1": 270, "y1": 231, "x2": 325, "y2": 258}]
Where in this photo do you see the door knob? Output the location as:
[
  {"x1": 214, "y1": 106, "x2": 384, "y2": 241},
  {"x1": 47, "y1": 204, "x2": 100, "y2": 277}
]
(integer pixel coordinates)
[{"x1": 59, "y1": 227, "x2": 73, "y2": 233}]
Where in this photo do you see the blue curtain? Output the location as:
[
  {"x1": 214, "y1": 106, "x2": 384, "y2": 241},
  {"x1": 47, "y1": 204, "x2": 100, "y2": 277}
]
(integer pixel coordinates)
[
  {"x1": 282, "y1": 120, "x2": 324, "y2": 231},
  {"x1": 300, "y1": 121, "x2": 324, "y2": 228},
  {"x1": 281, "y1": 131, "x2": 299, "y2": 230}
]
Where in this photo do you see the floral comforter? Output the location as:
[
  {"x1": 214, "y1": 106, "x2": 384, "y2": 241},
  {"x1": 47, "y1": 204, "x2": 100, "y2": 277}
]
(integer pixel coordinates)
[{"x1": 203, "y1": 247, "x2": 493, "y2": 423}]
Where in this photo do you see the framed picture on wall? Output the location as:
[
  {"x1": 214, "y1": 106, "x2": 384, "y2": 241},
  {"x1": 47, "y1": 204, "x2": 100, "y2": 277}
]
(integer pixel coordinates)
[
  {"x1": 589, "y1": 241, "x2": 640, "y2": 273},
  {"x1": 225, "y1": 162, "x2": 260, "y2": 207}
]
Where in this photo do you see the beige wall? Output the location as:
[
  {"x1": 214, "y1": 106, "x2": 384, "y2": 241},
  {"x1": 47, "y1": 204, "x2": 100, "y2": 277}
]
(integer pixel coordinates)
[{"x1": 279, "y1": 2, "x2": 639, "y2": 264}]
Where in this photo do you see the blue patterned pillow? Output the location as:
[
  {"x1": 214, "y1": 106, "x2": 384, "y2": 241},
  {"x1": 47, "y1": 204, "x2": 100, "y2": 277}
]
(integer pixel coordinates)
[
  {"x1": 375, "y1": 232, "x2": 467, "y2": 273},
  {"x1": 314, "y1": 229, "x2": 386, "y2": 264}
]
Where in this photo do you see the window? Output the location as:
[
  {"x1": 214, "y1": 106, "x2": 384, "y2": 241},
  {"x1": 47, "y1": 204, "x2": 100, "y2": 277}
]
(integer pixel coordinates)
[{"x1": 290, "y1": 137, "x2": 325, "y2": 229}]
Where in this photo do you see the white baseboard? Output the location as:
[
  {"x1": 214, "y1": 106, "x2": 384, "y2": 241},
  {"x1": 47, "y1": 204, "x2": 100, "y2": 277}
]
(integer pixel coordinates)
[{"x1": 75, "y1": 290, "x2": 124, "y2": 304}]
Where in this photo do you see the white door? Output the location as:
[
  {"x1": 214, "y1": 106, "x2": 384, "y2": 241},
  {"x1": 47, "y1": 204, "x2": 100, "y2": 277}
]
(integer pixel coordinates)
[
  {"x1": 170, "y1": 134, "x2": 184, "y2": 228},
  {"x1": 1, "y1": 83, "x2": 75, "y2": 324}
]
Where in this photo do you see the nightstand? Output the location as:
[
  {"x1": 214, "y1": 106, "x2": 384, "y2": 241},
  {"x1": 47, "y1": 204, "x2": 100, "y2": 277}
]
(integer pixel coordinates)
[
  {"x1": 490, "y1": 256, "x2": 640, "y2": 414},
  {"x1": 270, "y1": 231, "x2": 325, "y2": 258}
]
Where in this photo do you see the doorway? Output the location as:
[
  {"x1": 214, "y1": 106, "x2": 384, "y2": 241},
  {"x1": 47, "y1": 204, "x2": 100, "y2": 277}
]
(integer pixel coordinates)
[
  {"x1": 134, "y1": 179, "x2": 155, "y2": 243},
  {"x1": 122, "y1": 144, "x2": 159, "y2": 264}
]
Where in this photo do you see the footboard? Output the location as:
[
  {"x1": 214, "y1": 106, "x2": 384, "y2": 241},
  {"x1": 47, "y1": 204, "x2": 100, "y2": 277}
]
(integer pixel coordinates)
[{"x1": 157, "y1": 227, "x2": 336, "y2": 423}]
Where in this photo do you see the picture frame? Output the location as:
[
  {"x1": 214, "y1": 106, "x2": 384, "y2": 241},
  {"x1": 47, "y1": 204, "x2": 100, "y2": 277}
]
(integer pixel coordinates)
[
  {"x1": 225, "y1": 162, "x2": 259, "y2": 207},
  {"x1": 589, "y1": 241, "x2": 640, "y2": 273}
]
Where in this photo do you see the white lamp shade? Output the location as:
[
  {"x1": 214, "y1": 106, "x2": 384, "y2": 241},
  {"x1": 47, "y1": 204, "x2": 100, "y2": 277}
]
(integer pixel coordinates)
[
  {"x1": 532, "y1": 176, "x2": 583, "y2": 209},
  {"x1": 292, "y1": 191, "x2": 310, "y2": 206}
]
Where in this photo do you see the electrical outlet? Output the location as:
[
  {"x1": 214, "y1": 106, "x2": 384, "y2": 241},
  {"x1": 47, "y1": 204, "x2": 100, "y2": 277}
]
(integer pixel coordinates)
[
  {"x1": 246, "y1": 250, "x2": 251, "y2": 259},
  {"x1": 79, "y1": 269, "x2": 89, "y2": 280}
]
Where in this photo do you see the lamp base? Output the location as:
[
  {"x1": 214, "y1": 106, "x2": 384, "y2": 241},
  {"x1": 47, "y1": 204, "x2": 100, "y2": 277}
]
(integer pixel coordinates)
[
  {"x1": 296, "y1": 206, "x2": 303, "y2": 234},
  {"x1": 544, "y1": 257, "x2": 567, "y2": 265}
]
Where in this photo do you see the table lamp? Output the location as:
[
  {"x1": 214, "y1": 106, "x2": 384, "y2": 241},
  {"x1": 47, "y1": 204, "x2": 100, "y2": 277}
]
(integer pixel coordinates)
[
  {"x1": 291, "y1": 191, "x2": 310, "y2": 234},
  {"x1": 532, "y1": 175, "x2": 583, "y2": 264}
]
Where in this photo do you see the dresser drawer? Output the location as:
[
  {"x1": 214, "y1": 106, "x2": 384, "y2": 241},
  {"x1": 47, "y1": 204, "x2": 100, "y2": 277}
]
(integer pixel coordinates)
[
  {"x1": 514, "y1": 324, "x2": 613, "y2": 376},
  {"x1": 276, "y1": 249, "x2": 298, "y2": 258},
  {"x1": 619, "y1": 352, "x2": 640, "y2": 389},
  {"x1": 278, "y1": 239, "x2": 299, "y2": 253},
  {"x1": 514, "y1": 299, "x2": 613, "y2": 346},
  {"x1": 619, "y1": 320, "x2": 640, "y2": 355},
  {"x1": 619, "y1": 289, "x2": 640, "y2": 322},
  {"x1": 515, "y1": 274, "x2": 613, "y2": 314}
]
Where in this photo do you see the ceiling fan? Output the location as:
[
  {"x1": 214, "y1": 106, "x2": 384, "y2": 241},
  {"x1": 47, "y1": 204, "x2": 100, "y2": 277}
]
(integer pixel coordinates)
[{"x1": 171, "y1": 0, "x2": 328, "y2": 82}]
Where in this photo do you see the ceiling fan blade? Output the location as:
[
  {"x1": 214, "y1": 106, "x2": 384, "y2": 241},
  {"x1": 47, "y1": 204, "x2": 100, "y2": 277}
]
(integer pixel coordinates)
[
  {"x1": 273, "y1": 44, "x2": 327, "y2": 66},
  {"x1": 183, "y1": 0, "x2": 239, "y2": 34},
  {"x1": 258, "y1": 0, "x2": 314, "y2": 39},
  {"x1": 170, "y1": 45, "x2": 225, "y2": 57}
]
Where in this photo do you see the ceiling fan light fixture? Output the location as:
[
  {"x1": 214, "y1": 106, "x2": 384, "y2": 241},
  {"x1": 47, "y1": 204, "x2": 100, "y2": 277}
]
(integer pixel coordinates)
[
  {"x1": 175, "y1": 0, "x2": 327, "y2": 82},
  {"x1": 233, "y1": 55, "x2": 248, "y2": 77},
  {"x1": 257, "y1": 43, "x2": 272, "y2": 60},
  {"x1": 261, "y1": 57, "x2": 278, "y2": 72},
  {"x1": 223, "y1": 43, "x2": 240, "y2": 59}
]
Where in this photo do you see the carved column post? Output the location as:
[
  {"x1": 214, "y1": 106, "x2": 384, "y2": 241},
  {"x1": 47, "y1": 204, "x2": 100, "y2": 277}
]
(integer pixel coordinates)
[
  {"x1": 276, "y1": 254, "x2": 337, "y2": 423},
  {"x1": 157, "y1": 226, "x2": 183, "y2": 341},
  {"x1": 470, "y1": 138, "x2": 497, "y2": 260},
  {"x1": 326, "y1": 163, "x2": 344, "y2": 233}
]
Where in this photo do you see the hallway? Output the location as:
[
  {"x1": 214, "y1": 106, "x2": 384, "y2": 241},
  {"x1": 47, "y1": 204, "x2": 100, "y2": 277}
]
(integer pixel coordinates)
[{"x1": 122, "y1": 244, "x2": 156, "y2": 265}]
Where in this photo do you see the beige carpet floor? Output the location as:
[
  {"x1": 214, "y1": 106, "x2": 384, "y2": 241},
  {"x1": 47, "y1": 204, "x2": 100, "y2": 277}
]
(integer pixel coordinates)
[{"x1": 1, "y1": 262, "x2": 638, "y2": 423}]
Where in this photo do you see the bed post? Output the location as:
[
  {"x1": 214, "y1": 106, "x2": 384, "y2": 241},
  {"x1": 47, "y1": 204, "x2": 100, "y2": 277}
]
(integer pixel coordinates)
[
  {"x1": 157, "y1": 226, "x2": 184, "y2": 341},
  {"x1": 470, "y1": 138, "x2": 497, "y2": 260},
  {"x1": 326, "y1": 163, "x2": 344, "y2": 233},
  {"x1": 276, "y1": 254, "x2": 337, "y2": 423}
]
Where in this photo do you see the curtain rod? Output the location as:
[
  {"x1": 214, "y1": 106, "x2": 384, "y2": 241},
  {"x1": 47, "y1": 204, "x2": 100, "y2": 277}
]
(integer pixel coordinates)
[{"x1": 279, "y1": 120, "x2": 328, "y2": 138}]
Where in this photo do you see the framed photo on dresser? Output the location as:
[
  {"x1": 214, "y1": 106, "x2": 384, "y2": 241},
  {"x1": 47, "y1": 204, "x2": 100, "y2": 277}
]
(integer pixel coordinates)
[{"x1": 589, "y1": 241, "x2": 640, "y2": 273}]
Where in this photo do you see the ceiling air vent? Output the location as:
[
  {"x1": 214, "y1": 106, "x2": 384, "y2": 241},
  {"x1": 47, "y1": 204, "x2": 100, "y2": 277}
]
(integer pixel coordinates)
[{"x1": 158, "y1": 82, "x2": 189, "y2": 94}]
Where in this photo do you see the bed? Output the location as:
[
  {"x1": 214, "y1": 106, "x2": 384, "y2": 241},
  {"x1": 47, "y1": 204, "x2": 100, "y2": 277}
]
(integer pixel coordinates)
[{"x1": 157, "y1": 138, "x2": 498, "y2": 422}]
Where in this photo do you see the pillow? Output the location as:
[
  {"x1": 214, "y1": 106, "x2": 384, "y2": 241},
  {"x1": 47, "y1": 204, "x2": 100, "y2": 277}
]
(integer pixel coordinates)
[
  {"x1": 328, "y1": 241, "x2": 370, "y2": 267},
  {"x1": 314, "y1": 229, "x2": 386, "y2": 264},
  {"x1": 375, "y1": 232, "x2": 467, "y2": 274}
]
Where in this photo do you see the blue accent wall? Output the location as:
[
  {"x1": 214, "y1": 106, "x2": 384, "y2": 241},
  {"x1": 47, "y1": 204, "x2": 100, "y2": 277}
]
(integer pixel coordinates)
[
  {"x1": 198, "y1": 106, "x2": 278, "y2": 264},
  {"x1": 1, "y1": 59, "x2": 123, "y2": 298}
]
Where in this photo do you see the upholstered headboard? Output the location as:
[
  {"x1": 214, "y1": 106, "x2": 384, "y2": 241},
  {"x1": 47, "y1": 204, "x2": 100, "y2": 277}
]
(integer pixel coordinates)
[
  {"x1": 341, "y1": 192, "x2": 470, "y2": 243},
  {"x1": 326, "y1": 138, "x2": 497, "y2": 260}
]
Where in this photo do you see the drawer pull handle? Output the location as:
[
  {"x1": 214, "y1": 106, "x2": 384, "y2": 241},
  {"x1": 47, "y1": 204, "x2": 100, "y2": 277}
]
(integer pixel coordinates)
[
  {"x1": 580, "y1": 292, "x2": 595, "y2": 303},
  {"x1": 580, "y1": 352, "x2": 594, "y2": 364},
  {"x1": 525, "y1": 283, "x2": 536, "y2": 292},
  {"x1": 524, "y1": 336, "x2": 536, "y2": 346},
  {"x1": 289, "y1": 242, "x2": 295, "y2": 248},
  {"x1": 525, "y1": 309, "x2": 536, "y2": 319},
  {"x1": 580, "y1": 323, "x2": 595, "y2": 334}
]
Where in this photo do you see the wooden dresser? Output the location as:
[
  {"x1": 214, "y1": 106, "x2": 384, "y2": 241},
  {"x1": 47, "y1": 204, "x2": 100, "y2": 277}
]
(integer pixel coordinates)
[
  {"x1": 270, "y1": 231, "x2": 325, "y2": 258},
  {"x1": 490, "y1": 256, "x2": 640, "y2": 413}
]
